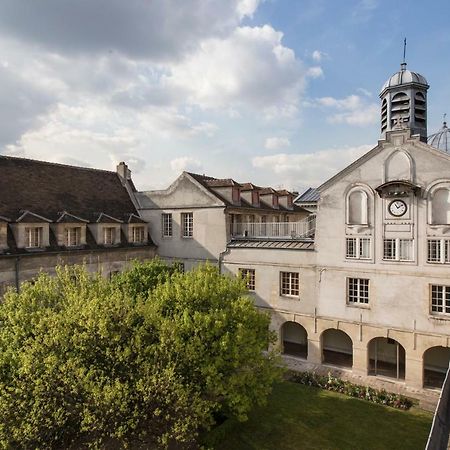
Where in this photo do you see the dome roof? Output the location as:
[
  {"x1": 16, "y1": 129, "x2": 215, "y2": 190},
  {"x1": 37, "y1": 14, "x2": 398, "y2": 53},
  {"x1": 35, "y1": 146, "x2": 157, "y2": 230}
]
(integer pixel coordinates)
[
  {"x1": 381, "y1": 63, "x2": 428, "y2": 92},
  {"x1": 428, "y1": 121, "x2": 449, "y2": 153}
]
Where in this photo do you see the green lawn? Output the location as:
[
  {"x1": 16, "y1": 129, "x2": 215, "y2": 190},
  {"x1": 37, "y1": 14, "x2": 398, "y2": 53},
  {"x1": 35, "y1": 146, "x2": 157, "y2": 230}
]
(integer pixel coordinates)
[{"x1": 205, "y1": 382, "x2": 432, "y2": 450}]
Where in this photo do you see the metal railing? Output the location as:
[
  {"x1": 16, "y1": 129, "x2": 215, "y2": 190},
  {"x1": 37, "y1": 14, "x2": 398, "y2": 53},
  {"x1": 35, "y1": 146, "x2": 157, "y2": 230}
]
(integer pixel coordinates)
[{"x1": 231, "y1": 215, "x2": 315, "y2": 240}]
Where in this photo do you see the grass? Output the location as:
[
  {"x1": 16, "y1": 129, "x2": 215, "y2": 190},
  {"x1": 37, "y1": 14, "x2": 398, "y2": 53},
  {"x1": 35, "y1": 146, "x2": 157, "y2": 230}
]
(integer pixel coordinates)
[{"x1": 204, "y1": 381, "x2": 432, "y2": 450}]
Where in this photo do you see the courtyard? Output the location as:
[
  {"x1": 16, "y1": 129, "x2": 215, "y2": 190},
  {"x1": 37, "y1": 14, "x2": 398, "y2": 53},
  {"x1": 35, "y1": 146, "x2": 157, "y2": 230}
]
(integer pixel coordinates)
[{"x1": 205, "y1": 381, "x2": 432, "y2": 450}]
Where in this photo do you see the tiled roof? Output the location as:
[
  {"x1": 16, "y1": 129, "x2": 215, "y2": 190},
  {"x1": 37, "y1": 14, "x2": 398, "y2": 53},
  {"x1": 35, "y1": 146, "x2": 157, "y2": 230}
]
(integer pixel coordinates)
[
  {"x1": 227, "y1": 239, "x2": 314, "y2": 250},
  {"x1": 295, "y1": 187, "x2": 320, "y2": 203},
  {"x1": 0, "y1": 155, "x2": 140, "y2": 222}
]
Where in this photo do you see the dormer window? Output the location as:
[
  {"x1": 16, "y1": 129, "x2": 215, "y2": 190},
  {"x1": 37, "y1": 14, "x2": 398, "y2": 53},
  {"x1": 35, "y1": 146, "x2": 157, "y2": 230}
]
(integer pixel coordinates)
[
  {"x1": 232, "y1": 187, "x2": 240, "y2": 203},
  {"x1": 26, "y1": 227, "x2": 43, "y2": 248},
  {"x1": 65, "y1": 227, "x2": 81, "y2": 247},
  {"x1": 273, "y1": 195, "x2": 279, "y2": 207},
  {"x1": 252, "y1": 191, "x2": 259, "y2": 205},
  {"x1": 103, "y1": 227, "x2": 116, "y2": 245},
  {"x1": 131, "y1": 226, "x2": 145, "y2": 243}
]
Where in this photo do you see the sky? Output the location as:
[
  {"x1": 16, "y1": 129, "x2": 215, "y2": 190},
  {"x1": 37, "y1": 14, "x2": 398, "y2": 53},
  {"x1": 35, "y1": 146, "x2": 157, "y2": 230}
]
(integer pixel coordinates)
[{"x1": 0, "y1": 0, "x2": 449, "y2": 193}]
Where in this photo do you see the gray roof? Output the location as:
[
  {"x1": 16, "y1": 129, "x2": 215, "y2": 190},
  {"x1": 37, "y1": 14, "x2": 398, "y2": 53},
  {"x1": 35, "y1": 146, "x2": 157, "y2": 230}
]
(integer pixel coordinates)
[
  {"x1": 295, "y1": 187, "x2": 320, "y2": 203},
  {"x1": 381, "y1": 64, "x2": 428, "y2": 93},
  {"x1": 428, "y1": 121, "x2": 449, "y2": 153},
  {"x1": 227, "y1": 239, "x2": 314, "y2": 250}
]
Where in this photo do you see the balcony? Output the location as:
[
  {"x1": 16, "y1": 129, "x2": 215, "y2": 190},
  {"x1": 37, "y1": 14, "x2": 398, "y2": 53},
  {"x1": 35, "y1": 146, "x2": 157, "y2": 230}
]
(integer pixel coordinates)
[{"x1": 230, "y1": 215, "x2": 315, "y2": 241}]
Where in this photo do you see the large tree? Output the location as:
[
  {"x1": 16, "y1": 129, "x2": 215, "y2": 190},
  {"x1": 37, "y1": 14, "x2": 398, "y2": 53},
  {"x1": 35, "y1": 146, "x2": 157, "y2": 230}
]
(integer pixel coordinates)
[{"x1": 0, "y1": 261, "x2": 280, "y2": 449}]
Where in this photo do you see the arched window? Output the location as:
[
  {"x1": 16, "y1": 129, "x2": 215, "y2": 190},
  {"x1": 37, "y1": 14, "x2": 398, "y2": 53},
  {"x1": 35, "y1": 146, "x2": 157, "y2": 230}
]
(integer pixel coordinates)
[
  {"x1": 432, "y1": 188, "x2": 450, "y2": 225},
  {"x1": 321, "y1": 329, "x2": 353, "y2": 368},
  {"x1": 381, "y1": 98, "x2": 387, "y2": 133},
  {"x1": 281, "y1": 321, "x2": 308, "y2": 359},
  {"x1": 347, "y1": 190, "x2": 368, "y2": 225},
  {"x1": 368, "y1": 337, "x2": 405, "y2": 380},
  {"x1": 390, "y1": 91, "x2": 410, "y2": 128}
]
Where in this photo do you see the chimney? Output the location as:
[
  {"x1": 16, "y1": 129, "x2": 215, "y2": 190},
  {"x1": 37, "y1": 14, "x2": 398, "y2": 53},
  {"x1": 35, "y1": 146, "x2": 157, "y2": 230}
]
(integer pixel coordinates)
[{"x1": 116, "y1": 161, "x2": 131, "y2": 181}]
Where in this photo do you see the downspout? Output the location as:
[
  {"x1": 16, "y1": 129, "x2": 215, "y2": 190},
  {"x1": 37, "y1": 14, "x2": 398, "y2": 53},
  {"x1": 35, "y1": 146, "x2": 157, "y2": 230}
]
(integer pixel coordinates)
[{"x1": 15, "y1": 256, "x2": 20, "y2": 292}]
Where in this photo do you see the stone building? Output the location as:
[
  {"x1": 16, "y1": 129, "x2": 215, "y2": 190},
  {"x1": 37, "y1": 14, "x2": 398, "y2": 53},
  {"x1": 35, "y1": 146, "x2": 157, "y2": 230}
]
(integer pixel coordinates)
[
  {"x1": 0, "y1": 157, "x2": 156, "y2": 293},
  {"x1": 135, "y1": 61, "x2": 450, "y2": 403},
  {"x1": 136, "y1": 172, "x2": 310, "y2": 270}
]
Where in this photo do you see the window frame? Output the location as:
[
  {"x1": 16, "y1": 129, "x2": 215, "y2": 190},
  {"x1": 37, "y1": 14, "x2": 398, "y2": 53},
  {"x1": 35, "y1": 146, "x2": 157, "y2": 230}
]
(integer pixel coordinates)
[
  {"x1": 131, "y1": 225, "x2": 146, "y2": 243},
  {"x1": 162, "y1": 213, "x2": 173, "y2": 238},
  {"x1": 239, "y1": 268, "x2": 256, "y2": 291},
  {"x1": 181, "y1": 212, "x2": 193, "y2": 238},
  {"x1": 345, "y1": 237, "x2": 371, "y2": 260},
  {"x1": 280, "y1": 271, "x2": 300, "y2": 298},
  {"x1": 103, "y1": 226, "x2": 116, "y2": 245},
  {"x1": 64, "y1": 226, "x2": 81, "y2": 247},
  {"x1": 347, "y1": 277, "x2": 370, "y2": 305},
  {"x1": 430, "y1": 284, "x2": 450, "y2": 316},
  {"x1": 427, "y1": 239, "x2": 450, "y2": 264},
  {"x1": 25, "y1": 226, "x2": 43, "y2": 248},
  {"x1": 383, "y1": 238, "x2": 414, "y2": 262}
]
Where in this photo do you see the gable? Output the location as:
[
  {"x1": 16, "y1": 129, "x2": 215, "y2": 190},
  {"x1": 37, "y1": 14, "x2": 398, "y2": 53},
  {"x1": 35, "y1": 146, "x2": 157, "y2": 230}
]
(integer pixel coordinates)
[
  {"x1": 319, "y1": 130, "x2": 450, "y2": 195},
  {"x1": 138, "y1": 172, "x2": 225, "y2": 209}
]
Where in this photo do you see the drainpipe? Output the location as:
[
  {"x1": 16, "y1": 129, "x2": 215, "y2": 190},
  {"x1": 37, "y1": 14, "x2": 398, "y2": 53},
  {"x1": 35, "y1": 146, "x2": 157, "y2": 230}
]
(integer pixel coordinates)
[{"x1": 14, "y1": 256, "x2": 20, "y2": 292}]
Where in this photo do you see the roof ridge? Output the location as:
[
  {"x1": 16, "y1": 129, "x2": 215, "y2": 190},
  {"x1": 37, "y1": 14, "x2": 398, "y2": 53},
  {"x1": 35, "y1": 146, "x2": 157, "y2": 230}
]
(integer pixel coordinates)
[{"x1": 0, "y1": 154, "x2": 117, "y2": 175}]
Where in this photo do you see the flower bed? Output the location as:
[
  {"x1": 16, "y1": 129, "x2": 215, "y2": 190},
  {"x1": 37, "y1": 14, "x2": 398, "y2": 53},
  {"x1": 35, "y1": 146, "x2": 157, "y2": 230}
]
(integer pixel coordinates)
[{"x1": 288, "y1": 371, "x2": 414, "y2": 410}]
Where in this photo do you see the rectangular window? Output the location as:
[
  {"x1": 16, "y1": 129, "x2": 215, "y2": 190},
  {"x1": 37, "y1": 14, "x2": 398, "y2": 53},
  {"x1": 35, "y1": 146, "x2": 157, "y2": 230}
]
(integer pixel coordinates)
[
  {"x1": 383, "y1": 238, "x2": 413, "y2": 261},
  {"x1": 65, "y1": 226, "x2": 81, "y2": 246},
  {"x1": 103, "y1": 227, "x2": 116, "y2": 245},
  {"x1": 239, "y1": 268, "x2": 255, "y2": 291},
  {"x1": 431, "y1": 285, "x2": 450, "y2": 315},
  {"x1": 181, "y1": 212, "x2": 193, "y2": 238},
  {"x1": 346, "y1": 237, "x2": 371, "y2": 259},
  {"x1": 162, "y1": 213, "x2": 173, "y2": 237},
  {"x1": 427, "y1": 239, "x2": 450, "y2": 264},
  {"x1": 280, "y1": 271, "x2": 299, "y2": 297},
  {"x1": 347, "y1": 278, "x2": 369, "y2": 304},
  {"x1": 25, "y1": 227, "x2": 43, "y2": 248},
  {"x1": 131, "y1": 226, "x2": 145, "y2": 243}
]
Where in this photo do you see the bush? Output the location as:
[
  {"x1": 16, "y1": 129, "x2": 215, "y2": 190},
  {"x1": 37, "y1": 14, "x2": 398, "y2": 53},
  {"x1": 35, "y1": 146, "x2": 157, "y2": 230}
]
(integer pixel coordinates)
[
  {"x1": 288, "y1": 371, "x2": 414, "y2": 410},
  {"x1": 0, "y1": 262, "x2": 281, "y2": 449}
]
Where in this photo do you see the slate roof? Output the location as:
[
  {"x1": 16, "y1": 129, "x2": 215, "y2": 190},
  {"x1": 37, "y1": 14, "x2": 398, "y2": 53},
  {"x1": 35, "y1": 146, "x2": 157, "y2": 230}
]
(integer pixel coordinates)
[
  {"x1": 0, "y1": 155, "x2": 139, "y2": 222},
  {"x1": 187, "y1": 172, "x2": 307, "y2": 214},
  {"x1": 295, "y1": 187, "x2": 320, "y2": 203}
]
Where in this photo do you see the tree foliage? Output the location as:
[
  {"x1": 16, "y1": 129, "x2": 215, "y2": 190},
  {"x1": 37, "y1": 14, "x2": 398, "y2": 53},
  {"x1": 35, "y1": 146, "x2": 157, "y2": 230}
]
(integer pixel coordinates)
[{"x1": 0, "y1": 261, "x2": 280, "y2": 449}]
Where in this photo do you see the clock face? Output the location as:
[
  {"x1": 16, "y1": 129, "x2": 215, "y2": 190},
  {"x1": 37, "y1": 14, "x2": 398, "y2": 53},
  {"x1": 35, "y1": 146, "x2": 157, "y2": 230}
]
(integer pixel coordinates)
[{"x1": 388, "y1": 199, "x2": 407, "y2": 217}]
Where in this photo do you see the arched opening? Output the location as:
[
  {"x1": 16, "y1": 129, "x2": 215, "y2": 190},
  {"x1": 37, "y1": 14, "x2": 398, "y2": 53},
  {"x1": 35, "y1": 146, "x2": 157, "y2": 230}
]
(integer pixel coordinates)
[
  {"x1": 385, "y1": 150, "x2": 412, "y2": 182},
  {"x1": 414, "y1": 92, "x2": 426, "y2": 125},
  {"x1": 432, "y1": 188, "x2": 450, "y2": 225},
  {"x1": 423, "y1": 346, "x2": 450, "y2": 389},
  {"x1": 348, "y1": 190, "x2": 368, "y2": 225},
  {"x1": 390, "y1": 91, "x2": 410, "y2": 128},
  {"x1": 368, "y1": 337, "x2": 405, "y2": 380},
  {"x1": 281, "y1": 321, "x2": 308, "y2": 359},
  {"x1": 381, "y1": 98, "x2": 387, "y2": 133},
  {"x1": 322, "y1": 329, "x2": 353, "y2": 368}
]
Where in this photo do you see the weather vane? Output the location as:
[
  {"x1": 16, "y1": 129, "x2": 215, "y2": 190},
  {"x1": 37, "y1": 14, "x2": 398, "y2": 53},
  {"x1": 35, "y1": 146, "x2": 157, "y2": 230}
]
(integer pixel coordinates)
[{"x1": 403, "y1": 38, "x2": 407, "y2": 64}]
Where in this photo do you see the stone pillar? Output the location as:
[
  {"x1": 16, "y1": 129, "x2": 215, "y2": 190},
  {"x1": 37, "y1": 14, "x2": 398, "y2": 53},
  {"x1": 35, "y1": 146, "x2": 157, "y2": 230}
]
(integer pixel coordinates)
[
  {"x1": 405, "y1": 356, "x2": 423, "y2": 389},
  {"x1": 352, "y1": 346, "x2": 367, "y2": 376},
  {"x1": 307, "y1": 337, "x2": 322, "y2": 364}
]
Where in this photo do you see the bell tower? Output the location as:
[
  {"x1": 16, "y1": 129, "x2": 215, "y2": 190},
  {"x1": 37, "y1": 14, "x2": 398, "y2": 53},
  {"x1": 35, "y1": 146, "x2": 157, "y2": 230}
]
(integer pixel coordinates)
[{"x1": 380, "y1": 44, "x2": 429, "y2": 141}]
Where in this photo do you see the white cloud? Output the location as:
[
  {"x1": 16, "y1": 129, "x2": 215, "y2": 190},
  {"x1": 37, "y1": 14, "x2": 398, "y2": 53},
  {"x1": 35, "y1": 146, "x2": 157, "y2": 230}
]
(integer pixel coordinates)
[
  {"x1": 165, "y1": 25, "x2": 306, "y2": 115},
  {"x1": 252, "y1": 144, "x2": 373, "y2": 190},
  {"x1": 312, "y1": 50, "x2": 326, "y2": 62},
  {"x1": 314, "y1": 94, "x2": 378, "y2": 126},
  {"x1": 236, "y1": 0, "x2": 261, "y2": 19},
  {"x1": 306, "y1": 66, "x2": 324, "y2": 79},
  {"x1": 264, "y1": 136, "x2": 291, "y2": 150},
  {"x1": 170, "y1": 156, "x2": 202, "y2": 173}
]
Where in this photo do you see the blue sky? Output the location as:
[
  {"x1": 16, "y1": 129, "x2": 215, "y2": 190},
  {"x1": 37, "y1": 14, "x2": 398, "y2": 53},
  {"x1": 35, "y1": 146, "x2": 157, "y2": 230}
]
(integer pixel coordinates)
[{"x1": 0, "y1": 0, "x2": 448, "y2": 192}]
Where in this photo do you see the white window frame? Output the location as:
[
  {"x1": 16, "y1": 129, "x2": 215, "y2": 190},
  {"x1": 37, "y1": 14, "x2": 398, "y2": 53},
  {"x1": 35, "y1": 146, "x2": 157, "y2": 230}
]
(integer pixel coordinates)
[
  {"x1": 346, "y1": 237, "x2": 371, "y2": 260},
  {"x1": 131, "y1": 225, "x2": 146, "y2": 243},
  {"x1": 347, "y1": 278, "x2": 369, "y2": 305},
  {"x1": 25, "y1": 227, "x2": 43, "y2": 248},
  {"x1": 239, "y1": 268, "x2": 256, "y2": 291},
  {"x1": 181, "y1": 212, "x2": 193, "y2": 238},
  {"x1": 280, "y1": 271, "x2": 299, "y2": 298},
  {"x1": 383, "y1": 238, "x2": 414, "y2": 262},
  {"x1": 162, "y1": 213, "x2": 173, "y2": 238},
  {"x1": 65, "y1": 226, "x2": 81, "y2": 247},
  {"x1": 427, "y1": 239, "x2": 450, "y2": 264},
  {"x1": 103, "y1": 227, "x2": 116, "y2": 245},
  {"x1": 430, "y1": 284, "x2": 450, "y2": 316}
]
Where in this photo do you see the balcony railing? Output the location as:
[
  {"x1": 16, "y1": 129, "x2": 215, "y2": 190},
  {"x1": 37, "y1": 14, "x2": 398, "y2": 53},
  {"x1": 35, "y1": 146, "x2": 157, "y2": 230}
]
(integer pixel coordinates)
[{"x1": 231, "y1": 215, "x2": 315, "y2": 240}]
